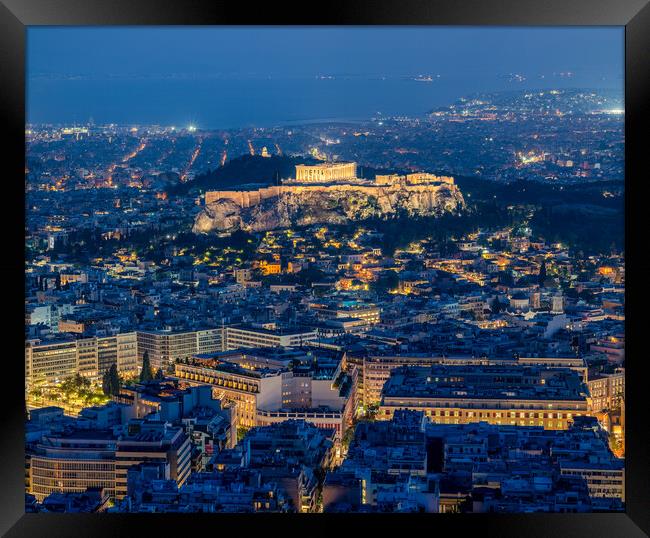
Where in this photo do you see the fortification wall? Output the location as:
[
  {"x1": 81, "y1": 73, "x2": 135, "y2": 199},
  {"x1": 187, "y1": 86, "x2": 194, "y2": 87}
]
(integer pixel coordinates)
[
  {"x1": 205, "y1": 186, "x2": 282, "y2": 207},
  {"x1": 205, "y1": 181, "x2": 455, "y2": 209}
]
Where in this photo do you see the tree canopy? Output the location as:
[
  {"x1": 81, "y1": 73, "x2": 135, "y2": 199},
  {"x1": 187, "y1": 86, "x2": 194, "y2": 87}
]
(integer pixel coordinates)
[
  {"x1": 139, "y1": 351, "x2": 154, "y2": 383},
  {"x1": 102, "y1": 364, "x2": 121, "y2": 396}
]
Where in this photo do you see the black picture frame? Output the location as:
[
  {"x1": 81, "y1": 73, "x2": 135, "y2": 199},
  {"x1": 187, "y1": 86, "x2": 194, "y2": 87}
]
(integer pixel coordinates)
[{"x1": 2, "y1": 1, "x2": 649, "y2": 536}]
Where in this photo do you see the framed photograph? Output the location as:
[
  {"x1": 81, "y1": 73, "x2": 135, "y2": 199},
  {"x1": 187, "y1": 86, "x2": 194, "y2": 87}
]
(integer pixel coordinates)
[{"x1": 2, "y1": 0, "x2": 649, "y2": 536}]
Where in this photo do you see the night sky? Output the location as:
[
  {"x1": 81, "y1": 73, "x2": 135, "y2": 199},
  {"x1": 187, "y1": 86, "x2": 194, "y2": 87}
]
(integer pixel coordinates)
[{"x1": 27, "y1": 27, "x2": 624, "y2": 128}]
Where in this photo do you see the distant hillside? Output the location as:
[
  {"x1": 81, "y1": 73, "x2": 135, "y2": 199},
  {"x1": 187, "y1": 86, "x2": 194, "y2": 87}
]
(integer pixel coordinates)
[
  {"x1": 168, "y1": 154, "x2": 319, "y2": 196},
  {"x1": 454, "y1": 175, "x2": 624, "y2": 210},
  {"x1": 453, "y1": 175, "x2": 624, "y2": 255}
]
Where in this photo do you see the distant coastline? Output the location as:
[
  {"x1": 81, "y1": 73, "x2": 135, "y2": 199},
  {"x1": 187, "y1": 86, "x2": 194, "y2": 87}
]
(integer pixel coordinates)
[{"x1": 27, "y1": 75, "x2": 623, "y2": 129}]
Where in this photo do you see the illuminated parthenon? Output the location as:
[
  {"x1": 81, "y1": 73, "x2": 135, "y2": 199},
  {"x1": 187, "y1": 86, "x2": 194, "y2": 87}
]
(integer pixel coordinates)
[
  {"x1": 290, "y1": 162, "x2": 454, "y2": 186},
  {"x1": 204, "y1": 161, "x2": 456, "y2": 207},
  {"x1": 294, "y1": 162, "x2": 358, "y2": 183}
]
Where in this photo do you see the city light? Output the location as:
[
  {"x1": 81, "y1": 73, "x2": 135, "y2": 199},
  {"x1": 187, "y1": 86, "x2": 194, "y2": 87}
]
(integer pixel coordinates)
[{"x1": 24, "y1": 27, "x2": 625, "y2": 516}]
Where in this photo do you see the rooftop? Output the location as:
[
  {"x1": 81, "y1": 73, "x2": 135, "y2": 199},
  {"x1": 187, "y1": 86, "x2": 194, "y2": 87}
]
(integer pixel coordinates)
[{"x1": 382, "y1": 364, "x2": 587, "y2": 402}]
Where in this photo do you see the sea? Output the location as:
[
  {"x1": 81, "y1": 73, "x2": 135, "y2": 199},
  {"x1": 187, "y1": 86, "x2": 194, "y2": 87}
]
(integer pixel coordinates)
[{"x1": 27, "y1": 73, "x2": 623, "y2": 129}]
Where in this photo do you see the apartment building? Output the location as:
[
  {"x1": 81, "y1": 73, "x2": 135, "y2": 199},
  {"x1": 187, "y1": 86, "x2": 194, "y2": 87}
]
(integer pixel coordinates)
[
  {"x1": 174, "y1": 348, "x2": 355, "y2": 436},
  {"x1": 379, "y1": 364, "x2": 589, "y2": 430},
  {"x1": 363, "y1": 355, "x2": 588, "y2": 407},
  {"x1": 29, "y1": 430, "x2": 118, "y2": 501},
  {"x1": 587, "y1": 368, "x2": 625, "y2": 412},
  {"x1": 26, "y1": 333, "x2": 138, "y2": 390},
  {"x1": 25, "y1": 339, "x2": 78, "y2": 390},
  {"x1": 114, "y1": 421, "x2": 191, "y2": 499},
  {"x1": 137, "y1": 329, "x2": 223, "y2": 371},
  {"x1": 224, "y1": 324, "x2": 317, "y2": 351}
]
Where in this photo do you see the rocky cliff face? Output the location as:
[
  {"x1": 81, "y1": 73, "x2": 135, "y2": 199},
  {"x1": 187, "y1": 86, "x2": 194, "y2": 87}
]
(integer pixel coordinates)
[{"x1": 193, "y1": 183, "x2": 465, "y2": 234}]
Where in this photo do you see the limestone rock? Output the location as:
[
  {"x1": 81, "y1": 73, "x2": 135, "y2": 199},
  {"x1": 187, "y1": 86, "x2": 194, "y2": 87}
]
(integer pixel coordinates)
[{"x1": 192, "y1": 183, "x2": 465, "y2": 234}]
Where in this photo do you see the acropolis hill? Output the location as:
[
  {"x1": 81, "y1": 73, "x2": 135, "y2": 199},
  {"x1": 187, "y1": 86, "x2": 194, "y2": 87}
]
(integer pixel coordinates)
[{"x1": 193, "y1": 162, "x2": 466, "y2": 234}]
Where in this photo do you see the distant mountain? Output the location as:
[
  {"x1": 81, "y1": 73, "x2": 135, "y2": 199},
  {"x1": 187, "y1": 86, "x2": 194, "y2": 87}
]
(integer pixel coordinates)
[{"x1": 168, "y1": 154, "x2": 319, "y2": 196}]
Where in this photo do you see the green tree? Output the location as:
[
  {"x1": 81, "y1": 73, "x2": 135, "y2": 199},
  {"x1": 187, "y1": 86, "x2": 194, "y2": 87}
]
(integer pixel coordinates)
[
  {"x1": 102, "y1": 364, "x2": 121, "y2": 396},
  {"x1": 101, "y1": 370, "x2": 110, "y2": 396},
  {"x1": 578, "y1": 289, "x2": 595, "y2": 304},
  {"x1": 341, "y1": 427, "x2": 355, "y2": 450},
  {"x1": 372, "y1": 270, "x2": 399, "y2": 294},
  {"x1": 139, "y1": 351, "x2": 154, "y2": 383},
  {"x1": 155, "y1": 368, "x2": 165, "y2": 380},
  {"x1": 81, "y1": 375, "x2": 91, "y2": 389},
  {"x1": 497, "y1": 270, "x2": 515, "y2": 287},
  {"x1": 237, "y1": 427, "x2": 250, "y2": 443},
  {"x1": 492, "y1": 298, "x2": 507, "y2": 314}
]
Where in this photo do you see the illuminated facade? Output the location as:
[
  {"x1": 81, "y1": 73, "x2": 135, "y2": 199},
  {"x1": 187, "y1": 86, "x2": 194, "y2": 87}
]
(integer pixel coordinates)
[
  {"x1": 29, "y1": 420, "x2": 192, "y2": 502},
  {"x1": 77, "y1": 332, "x2": 138, "y2": 380},
  {"x1": 560, "y1": 462, "x2": 625, "y2": 502},
  {"x1": 375, "y1": 172, "x2": 455, "y2": 185},
  {"x1": 294, "y1": 162, "x2": 357, "y2": 183},
  {"x1": 25, "y1": 333, "x2": 138, "y2": 390},
  {"x1": 587, "y1": 369, "x2": 625, "y2": 412},
  {"x1": 363, "y1": 355, "x2": 588, "y2": 407},
  {"x1": 25, "y1": 339, "x2": 77, "y2": 391},
  {"x1": 379, "y1": 364, "x2": 589, "y2": 430},
  {"x1": 309, "y1": 301, "x2": 381, "y2": 325},
  {"x1": 174, "y1": 349, "x2": 355, "y2": 435},
  {"x1": 29, "y1": 431, "x2": 117, "y2": 502},
  {"x1": 224, "y1": 325, "x2": 317, "y2": 350},
  {"x1": 136, "y1": 329, "x2": 223, "y2": 371}
]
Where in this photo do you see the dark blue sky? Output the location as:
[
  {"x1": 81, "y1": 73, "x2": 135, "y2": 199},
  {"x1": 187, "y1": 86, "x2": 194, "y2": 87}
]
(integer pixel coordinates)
[{"x1": 27, "y1": 27, "x2": 624, "y2": 127}]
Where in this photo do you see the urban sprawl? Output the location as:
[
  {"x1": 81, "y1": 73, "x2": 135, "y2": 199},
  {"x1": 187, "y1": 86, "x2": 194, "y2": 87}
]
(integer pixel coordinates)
[{"x1": 25, "y1": 89, "x2": 625, "y2": 514}]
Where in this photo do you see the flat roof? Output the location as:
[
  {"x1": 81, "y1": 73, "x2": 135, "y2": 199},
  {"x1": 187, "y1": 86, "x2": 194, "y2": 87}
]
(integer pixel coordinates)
[
  {"x1": 381, "y1": 365, "x2": 586, "y2": 402},
  {"x1": 229, "y1": 324, "x2": 317, "y2": 336}
]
